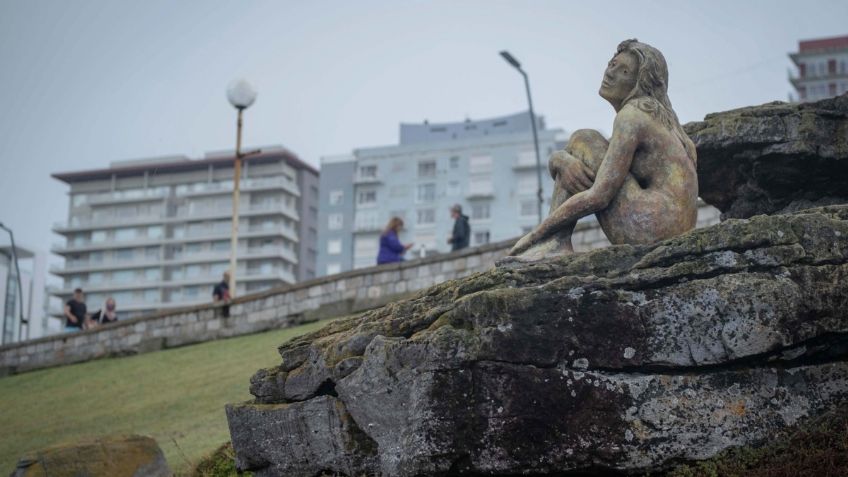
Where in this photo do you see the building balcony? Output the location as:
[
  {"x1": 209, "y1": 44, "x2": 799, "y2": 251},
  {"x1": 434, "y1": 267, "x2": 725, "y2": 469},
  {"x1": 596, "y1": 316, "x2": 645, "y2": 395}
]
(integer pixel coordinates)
[
  {"x1": 53, "y1": 214, "x2": 166, "y2": 233},
  {"x1": 53, "y1": 203, "x2": 300, "y2": 234},
  {"x1": 85, "y1": 189, "x2": 169, "y2": 206},
  {"x1": 173, "y1": 202, "x2": 300, "y2": 223},
  {"x1": 51, "y1": 225, "x2": 300, "y2": 255},
  {"x1": 353, "y1": 174, "x2": 383, "y2": 185},
  {"x1": 789, "y1": 70, "x2": 848, "y2": 86},
  {"x1": 178, "y1": 176, "x2": 301, "y2": 198},
  {"x1": 50, "y1": 256, "x2": 164, "y2": 275},
  {"x1": 466, "y1": 188, "x2": 495, "y2": 199}
]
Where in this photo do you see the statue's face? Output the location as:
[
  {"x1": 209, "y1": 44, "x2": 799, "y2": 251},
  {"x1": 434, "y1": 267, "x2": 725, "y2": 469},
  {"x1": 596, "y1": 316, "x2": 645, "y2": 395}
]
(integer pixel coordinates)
[{"x1": 599, "y1": 51, "x2": 638, "y2": 107}]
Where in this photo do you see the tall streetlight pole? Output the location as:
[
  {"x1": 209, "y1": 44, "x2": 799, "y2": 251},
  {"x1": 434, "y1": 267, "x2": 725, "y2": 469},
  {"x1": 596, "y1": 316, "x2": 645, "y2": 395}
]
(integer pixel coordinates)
[
  {"x1": 0, "y1": 223, "x2": 27, "y2": 343},
  {"x1": 226, "y1": 79, "x2": 258, "y2": 297},
  {"x1": 500, "y1": 50, "x2": 544, "y2": 224}
]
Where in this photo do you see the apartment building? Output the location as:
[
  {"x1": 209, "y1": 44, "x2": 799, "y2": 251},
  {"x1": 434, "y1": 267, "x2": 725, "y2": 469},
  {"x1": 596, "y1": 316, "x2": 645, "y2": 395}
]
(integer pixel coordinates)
[
  {"x1": 51, "y1": 147, "x2": 319, "y2": 318},
  {"x1": 317, "y1": 111, "x2": 567, "y2": 275},
  {"x1": 790, "y1": 34, "x2": 848, "y2": 101}
]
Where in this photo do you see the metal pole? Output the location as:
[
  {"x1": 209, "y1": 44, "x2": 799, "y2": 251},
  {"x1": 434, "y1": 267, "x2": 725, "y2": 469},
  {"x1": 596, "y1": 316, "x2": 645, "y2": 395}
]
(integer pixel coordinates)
[
  {"x1": 0, "y1": 224, "x2": 26, "y2": 342},
  {"x1": 520, "y1": 70, "x2": 544, "y2": 225},
  {"x1": 229, "y1": 108, "x2": 244, "y2": 297}
]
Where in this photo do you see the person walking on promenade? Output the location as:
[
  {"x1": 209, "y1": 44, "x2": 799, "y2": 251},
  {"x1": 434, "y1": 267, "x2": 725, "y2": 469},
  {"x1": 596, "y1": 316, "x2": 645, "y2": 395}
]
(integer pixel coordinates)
[
  {"x1": 447, "y1": 204, "x2": 470, "y2": 251},
  {"x1": 377, "y1": 217, "x2": 413, "y2": 265}
]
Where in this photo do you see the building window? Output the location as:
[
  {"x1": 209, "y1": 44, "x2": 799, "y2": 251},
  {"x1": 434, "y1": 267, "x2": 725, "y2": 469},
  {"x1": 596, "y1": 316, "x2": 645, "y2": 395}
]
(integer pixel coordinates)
[
  {"x1": 328, "y1": 213, "x2": 344, "y2": 231},
  {"x1": 418, "y1": 160, "x2": 437, "y2": 178},
  {"x1": 326, "y1": 263, "x2": 342, "y2": 275},
  {"x1": 520, "y1": 200, "x2": 536, "y2": 217},
  {"x1": 358, "y1": 190, "x2": 377, "y2": 205},
  {"x1": 447, "y1": 181, "x2": 461, "y2": 196},
  {"x1": 147, "y1": 225, "x2": 163, "y2": 239},
  {"x1": 113, "y1": 270, "x2": 134, "y2": 282},
  {"x1": 474, "y1": 230, "x2": 491, "y2": 245},
  {"x1": 359, "y1": 165, "x2": 377, "y2": 179},
  {"x1": 145, "y1": 268, "x2": 161, "y2": 281},
  {"x1": 391, "y1": 161, "x2": 406, "y2": 172},
  {"x1": 416, "y1": 183, "x2": 436, "y2": 203},
  {"x1": 469, "y1": 155, "x2": 493, "y2": 174},
  {"x1": 389, "y1": 185, "x2": 409, "y2": 198},
  {"x1": 114, "y1": 228, "x2": 137, "y2": 241},
  {"x1": 517, "y1": 175, "x2": 537, "y2": 195},
  {"x1": 417, "y1": 208, "x2": 435, "y2": 225},
  {"x1": 449, "y1": 156, "x2": 460, "y2": 169},
  {"x1": 469, "y1": 177, "x2": 493, "y2": 196},
  {"x1": 115, "y1": 249, "x2": 134, "y2": 261},
  {"x1": 471, "y1": 203, "x2": 491, "y2": 220},
  {"x1": 327, "y1": 239, "x2": 342, "y2": 255},
  {"x1": 355, "y1": 210, "x2": 379, "y2": 231},
  {"x1": 329, "y1": 190, "x2": 344, "y2": 205}
]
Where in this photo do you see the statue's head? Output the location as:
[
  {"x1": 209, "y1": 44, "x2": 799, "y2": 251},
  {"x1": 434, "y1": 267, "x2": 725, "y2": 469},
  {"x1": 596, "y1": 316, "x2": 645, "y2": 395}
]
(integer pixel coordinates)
[
  {"x1": 600, "y1": 39, "x2": 697, "y2": 164},
  {"x1": 599, "y1": 39, "x2": 668, "y2": 109}
]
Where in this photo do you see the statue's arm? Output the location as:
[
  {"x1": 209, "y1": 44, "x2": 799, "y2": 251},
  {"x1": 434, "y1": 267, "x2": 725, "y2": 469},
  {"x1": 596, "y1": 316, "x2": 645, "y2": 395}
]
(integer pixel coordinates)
[{"x1": 512, "y1": 109, "x2": 643, "y2": 253}]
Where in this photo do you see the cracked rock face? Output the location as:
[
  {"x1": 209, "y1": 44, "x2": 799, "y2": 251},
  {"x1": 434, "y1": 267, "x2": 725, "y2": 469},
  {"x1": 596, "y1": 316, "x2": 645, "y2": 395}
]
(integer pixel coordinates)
[
  {"x1": 684, "y1": 94, "x2": 848, "y2": 219},
  {"x1": 227, "y1": 206, "x2": 848, "y2": 476}
]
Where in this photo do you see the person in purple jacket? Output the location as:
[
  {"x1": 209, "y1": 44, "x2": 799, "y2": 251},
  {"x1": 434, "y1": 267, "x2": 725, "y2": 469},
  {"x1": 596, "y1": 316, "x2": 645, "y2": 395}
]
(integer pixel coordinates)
[{"x1": 377, "y1": 217, "x2": 414, "y2": 265}]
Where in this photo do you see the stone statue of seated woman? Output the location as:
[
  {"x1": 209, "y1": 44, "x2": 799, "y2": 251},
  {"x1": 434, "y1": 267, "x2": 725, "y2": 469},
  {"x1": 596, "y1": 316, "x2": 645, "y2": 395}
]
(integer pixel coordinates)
[{"x1": 509, "y1": 39, "x2": 699, "y2": 259}]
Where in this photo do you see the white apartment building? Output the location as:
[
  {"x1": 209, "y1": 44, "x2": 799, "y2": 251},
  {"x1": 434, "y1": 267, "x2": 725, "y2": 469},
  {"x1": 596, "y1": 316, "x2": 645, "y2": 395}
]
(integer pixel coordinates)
[
  {"x1": 51, "y1": 147, "x2": 319, "y2": 319},
  {"x1": 317, "y1": 111, "x2": 567, "y2": 275},
  {"x1": 790, "y1": 34, "x2": 848, "y2": 101}
]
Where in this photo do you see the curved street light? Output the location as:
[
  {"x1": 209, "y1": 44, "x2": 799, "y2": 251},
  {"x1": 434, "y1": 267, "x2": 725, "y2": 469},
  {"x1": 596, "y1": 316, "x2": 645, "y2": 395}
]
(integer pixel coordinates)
[
  {"x1": 226, "y1": 79, "x2": 258, "y2": 297},
  {"x1": 499, "y1": 50, "x2": 544, "y2": 225}
]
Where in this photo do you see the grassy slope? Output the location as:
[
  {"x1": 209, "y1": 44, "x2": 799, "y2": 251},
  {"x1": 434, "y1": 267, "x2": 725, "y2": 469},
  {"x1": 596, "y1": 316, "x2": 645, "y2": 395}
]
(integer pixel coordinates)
[{"x1": 0, "y1": 319, "x2": 331, "y2": 475}]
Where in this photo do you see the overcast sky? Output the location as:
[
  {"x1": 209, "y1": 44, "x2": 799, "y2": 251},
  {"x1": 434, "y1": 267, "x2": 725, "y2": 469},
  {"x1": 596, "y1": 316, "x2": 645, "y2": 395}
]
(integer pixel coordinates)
[{"x1": 1, "y1": 0, "x2": 846, "y2": 270}]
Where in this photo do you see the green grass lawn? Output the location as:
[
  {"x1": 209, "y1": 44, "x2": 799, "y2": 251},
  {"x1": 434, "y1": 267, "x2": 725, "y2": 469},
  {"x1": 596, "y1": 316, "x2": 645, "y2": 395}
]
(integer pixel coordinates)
[{"x1": 0, "y1": 319, "x2": 331, "y2": 475}]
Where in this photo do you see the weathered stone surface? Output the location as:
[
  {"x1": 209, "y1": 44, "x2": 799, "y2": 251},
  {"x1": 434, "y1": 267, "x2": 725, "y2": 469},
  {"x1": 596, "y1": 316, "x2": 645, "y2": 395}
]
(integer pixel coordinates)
[
  {"x1": 227, "y1": 206, "x2": 848, "y2": 476},
  {"x1": 685, "y1": 94, "x2": 848, "y2": 219},
  {"x1": 226, "y1": 396, "x2": 378, "y2": 476},
  {"x1": 10, "y1": 434, "x2": 170, "y2": 477}
]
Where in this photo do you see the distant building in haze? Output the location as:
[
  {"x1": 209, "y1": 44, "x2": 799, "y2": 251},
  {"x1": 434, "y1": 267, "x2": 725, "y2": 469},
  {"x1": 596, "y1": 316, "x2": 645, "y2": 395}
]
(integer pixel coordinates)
[
  {"x1": 789, "y1": 34, "x2": 848, "y2": 102},
  {"x1": 51, "y1": 147, "x2": 319, "y2": 319},
  {"x1": 0, "y1": 243, "x2": 58, "y2": 344},
  {"x1": 317, "y1": 111, "x2": 567, "y2": 276}
]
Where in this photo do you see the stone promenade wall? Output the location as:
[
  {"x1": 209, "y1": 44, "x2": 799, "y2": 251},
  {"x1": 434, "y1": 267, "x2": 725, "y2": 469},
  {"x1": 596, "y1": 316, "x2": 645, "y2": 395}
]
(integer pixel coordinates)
[{"x1": 0, "y1": 205, "x2": 720, "y2": 375}]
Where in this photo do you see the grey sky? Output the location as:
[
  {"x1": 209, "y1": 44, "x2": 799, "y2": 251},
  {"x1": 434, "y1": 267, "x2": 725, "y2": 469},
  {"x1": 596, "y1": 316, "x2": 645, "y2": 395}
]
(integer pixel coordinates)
[{"x1": 1, "y1": 0, "x2": 846, "y2": 269}]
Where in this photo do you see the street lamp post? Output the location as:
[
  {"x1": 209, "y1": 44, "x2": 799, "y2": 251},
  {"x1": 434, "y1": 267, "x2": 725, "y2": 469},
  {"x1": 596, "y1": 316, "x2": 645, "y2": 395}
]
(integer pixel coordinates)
[
  {"x1": 499, "y1": 50, "x2": 544, "y2": 224},
  {"x1": 226, "y1": 79, "x2": 258, "y2": 297},
  {"x1": 0, "y1": 222, "x2": 27, "y2": 344}
]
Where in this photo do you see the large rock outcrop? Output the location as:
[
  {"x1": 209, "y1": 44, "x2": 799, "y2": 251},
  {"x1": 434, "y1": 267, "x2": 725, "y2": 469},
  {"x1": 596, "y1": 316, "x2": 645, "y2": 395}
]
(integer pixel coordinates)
[
  {"x1": 685, "y1": 94, "x2": 848, "y2": 219},
  {"x1": 227, "y1": 205, "x2": 848, "y2": 476}
]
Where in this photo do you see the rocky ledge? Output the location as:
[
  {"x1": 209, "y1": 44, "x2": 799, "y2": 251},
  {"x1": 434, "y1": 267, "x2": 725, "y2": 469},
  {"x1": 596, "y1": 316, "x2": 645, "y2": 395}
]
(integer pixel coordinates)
[
  {"x1": 685, "y1": 94, "x2": 848, "y2": 219},
  {"x1": 227, "y1": 206, "x2": 848, "y2": 476}
]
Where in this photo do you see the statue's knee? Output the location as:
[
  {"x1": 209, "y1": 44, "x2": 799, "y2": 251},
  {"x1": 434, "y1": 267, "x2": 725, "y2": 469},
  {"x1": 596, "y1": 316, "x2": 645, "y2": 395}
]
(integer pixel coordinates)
[{"x1": 566, "y1": 129, "x2": 607, "y2": 167}]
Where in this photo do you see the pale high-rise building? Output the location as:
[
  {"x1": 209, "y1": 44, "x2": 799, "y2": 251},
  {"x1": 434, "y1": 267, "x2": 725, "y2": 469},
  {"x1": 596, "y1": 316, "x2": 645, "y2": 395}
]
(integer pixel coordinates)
[{"x1": 51, "y1": 147, "x2": 319, "y2": 319}]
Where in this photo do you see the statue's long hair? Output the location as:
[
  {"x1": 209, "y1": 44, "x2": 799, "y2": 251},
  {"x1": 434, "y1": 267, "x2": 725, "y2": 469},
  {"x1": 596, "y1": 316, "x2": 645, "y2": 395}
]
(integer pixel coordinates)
[{"x1": 617, "y1": 39, "x2": 697, "y2": 165}]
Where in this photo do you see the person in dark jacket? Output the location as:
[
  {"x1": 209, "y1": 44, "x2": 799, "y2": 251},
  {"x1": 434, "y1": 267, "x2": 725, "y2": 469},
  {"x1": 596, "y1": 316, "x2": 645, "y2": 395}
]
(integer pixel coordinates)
[
  {"x1": 447, "y1": 204, "x2": 470, "y2": 251},
  {"x1": 377, "y1": 217, "x2": 413, "y2": 264}
]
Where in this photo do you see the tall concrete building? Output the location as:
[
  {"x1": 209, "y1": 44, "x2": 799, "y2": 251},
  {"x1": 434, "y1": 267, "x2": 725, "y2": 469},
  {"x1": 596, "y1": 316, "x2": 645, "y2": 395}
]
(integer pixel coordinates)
[
  {"x1": 790, "y1": 34, "x2": 848, "y2": 102},
  {"x1": 51, "y1": 147, "x2": 319, "y2": 319},
  {"x1": 317, "y1": 111, "x2": 566, "y2": 275}
]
